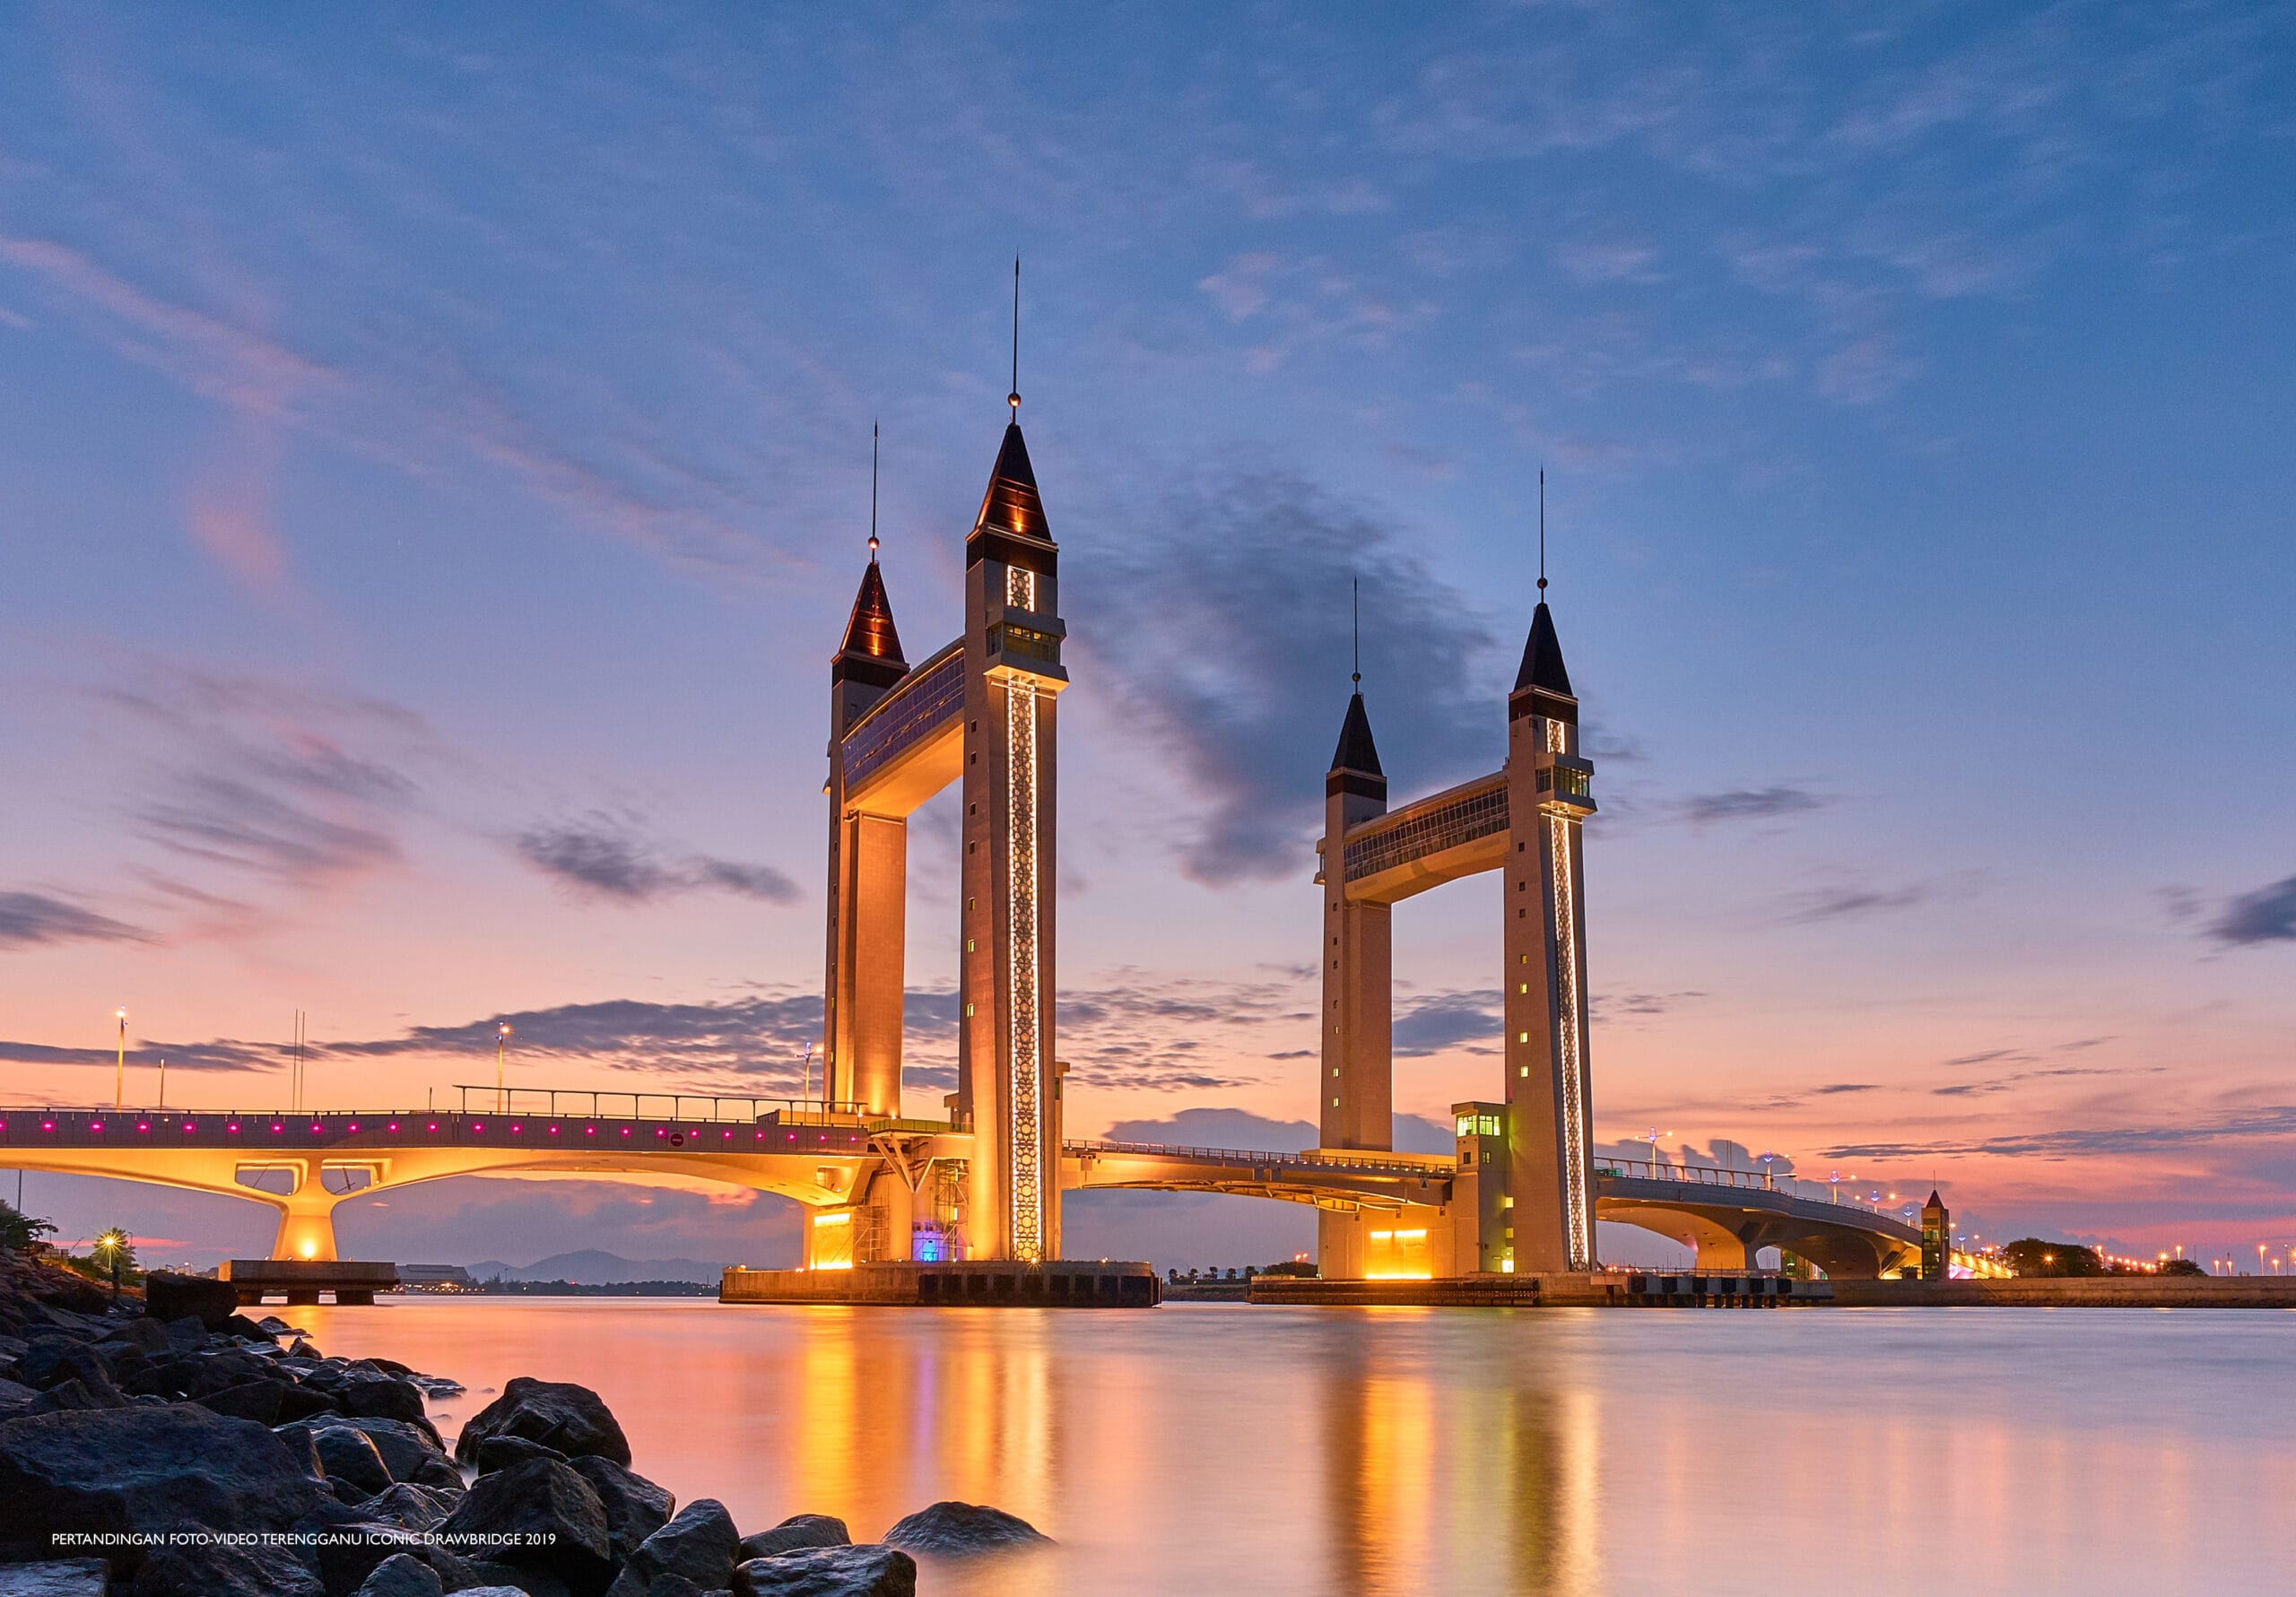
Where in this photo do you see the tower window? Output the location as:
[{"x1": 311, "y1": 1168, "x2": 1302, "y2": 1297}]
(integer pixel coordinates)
[{"x1": 1518, "y1": 1031, "x2": 1530, "y2": 1044}]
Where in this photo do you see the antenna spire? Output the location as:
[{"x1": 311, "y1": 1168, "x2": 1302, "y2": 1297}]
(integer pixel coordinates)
[
  {"x1": 867, "y1": 420, "x2": 880, "y2": 562},
  {"x1": 1352, "y1": 577, "x2": 1361, "y2": 688},
  {"x1": 1537, "y1": 467, "x2": 1548, "y2": 595},
  {"x1": 1008, "y1": 256, "x2": 1022, "y2": 416}
]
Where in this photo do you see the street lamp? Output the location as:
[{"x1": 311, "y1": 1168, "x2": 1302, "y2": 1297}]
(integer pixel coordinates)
[
  {"x1": 1758, "y1": 1150, "x2": 1778, "y2": 1190},
  {"x1": 96, "y1": 1228, "x2": 127, "y2": 1302},
  {"x1": 114, "y1": 1008, "x2": 127, "y2": 1111},
  {"x1": 1644, "y1": 1127, "x2": 1671, "y2": 1176},
  {"x1": 496, "y1": 1023, "x2": 512, "y2": 1114}
]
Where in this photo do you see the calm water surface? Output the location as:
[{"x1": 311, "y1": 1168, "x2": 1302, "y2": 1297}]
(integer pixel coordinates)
[{"x1": 296, "y1": 1298, "x2": 2294, "y2": 1596}]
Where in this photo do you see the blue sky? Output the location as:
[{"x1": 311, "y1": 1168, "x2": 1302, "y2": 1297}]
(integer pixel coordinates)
[{"x1": 2, "y1": 2, "x2": 2292, "y2": 1269}]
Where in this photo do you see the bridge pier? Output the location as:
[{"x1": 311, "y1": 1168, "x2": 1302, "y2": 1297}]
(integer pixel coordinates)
[{"x1": 272, "y1": 1201, "x2": 340, "y2": 1263}]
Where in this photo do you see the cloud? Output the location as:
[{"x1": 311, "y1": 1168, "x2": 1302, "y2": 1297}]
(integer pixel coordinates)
[
  {"x1": 513, "y1": 815, "x2": 798, "y2": 906},
  {"x1": 0, "y1": 1036, "x2": 287, "y2": 1073},
  {"x1": 0, "y1": 891, "x2": 148, "y2": 950},
  {"x1": 139, "y1": 772, "x2": 402, "y2": 883},
  {"x1": 1675, "y1": 785, "x2": 1829, "y2": 826},
  {"x1": 1393, "y1": 991, "x2": 1499, "y2": 1057},
  {"x1": 2208, "y1": 874, "x2": 2296, "y2": 946},
  {"x1": 1081, "y1": 473, "x2": 1500, "y2": 882},
  {"x1": 1824, "y1": 1103, "x2": 2296, "y2": 1164},
  {"x1": 1777, "y1": 872, "x2": 1979, "y2": 925}
]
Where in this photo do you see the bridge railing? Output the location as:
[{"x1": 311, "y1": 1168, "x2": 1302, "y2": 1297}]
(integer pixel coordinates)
[
  {"x1": 452, "y1": 1087, "x2": 879, "y2": 1123},
  {"x1": 1596, "y1": 1159, "x2": 1911, "y2": 1222},
  {"x1": 1065, "y1": 1139, "x2": 1453, "y2": 1176}
]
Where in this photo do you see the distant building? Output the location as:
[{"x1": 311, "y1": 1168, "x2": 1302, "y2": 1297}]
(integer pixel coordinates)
[
  {"x1": 1921, "y1": 1191, "x2": 1950, "y2": 1280},
  {"x1": 397, "y1": 1263, "x2": 475, "y2": 1289}
]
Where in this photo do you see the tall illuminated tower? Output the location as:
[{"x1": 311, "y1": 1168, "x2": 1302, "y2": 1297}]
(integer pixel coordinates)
[
  {"x1": 1501, "y1": 597, "x2": 1598, "y2": 1272},
  {"x1": 958, "y1": 407, "x2": 1068, "y2": 1262}
]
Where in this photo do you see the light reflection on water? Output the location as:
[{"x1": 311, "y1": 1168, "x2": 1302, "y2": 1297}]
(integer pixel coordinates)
[{"x1": 297, "y1": 1299, "x2": 2296, "y2": 1596}]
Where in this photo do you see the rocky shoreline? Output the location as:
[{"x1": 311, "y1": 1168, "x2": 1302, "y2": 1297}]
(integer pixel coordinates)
[{"x1": 0, "y1": 1257, "x2": 1048, "y2": 1596}]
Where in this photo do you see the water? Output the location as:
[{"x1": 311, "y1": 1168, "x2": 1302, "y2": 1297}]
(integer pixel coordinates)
[{"x1": 295, "y1": 1298, "x2": 2296, "y2": 1596}]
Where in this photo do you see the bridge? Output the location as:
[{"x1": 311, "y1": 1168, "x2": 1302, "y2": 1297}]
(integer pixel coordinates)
[
  {"x1": 8, "y1": 404, "x2": 1962, "y2": 1286},
  {"x1": 0, "y1": 1098, "x2": 1927, "y2": 1277}
]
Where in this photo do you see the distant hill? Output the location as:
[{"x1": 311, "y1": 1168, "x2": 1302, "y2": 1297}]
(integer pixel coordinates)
[{"x1": 465, "y1": 1249, "x2": 724, "y2": 1285}]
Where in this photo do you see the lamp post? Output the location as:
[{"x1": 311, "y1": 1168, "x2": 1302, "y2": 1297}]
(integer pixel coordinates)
[
  {"x1": 114, "y1": 1008, "x2": 126, "y2": 1111},
  {"x1": 1644, "y1": 1127, "x2": 1671, "y2": 1177},
  {"x1": 97, "y1": 1228, "x2": 127, "y2": 1303},
  {"x1": 496, "y1": 1023, "x2": 512, "y2": 1114},
  {"x1": 157, "y1": 1055, "x2": 165, "y2": 1111},
  {"x1": 1759, "y1": 1150, "x2": 1777, "y2": 1190}
]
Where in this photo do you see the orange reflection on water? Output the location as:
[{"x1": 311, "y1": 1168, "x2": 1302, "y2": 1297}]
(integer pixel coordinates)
[{"x1": 297, "y1": 1298, "x2": 2296, "y2": 1596}]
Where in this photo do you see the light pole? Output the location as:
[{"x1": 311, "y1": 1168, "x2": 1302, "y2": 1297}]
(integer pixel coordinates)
[
  {"x1": 1759, "y1": 1150, "x2": 1777, "y2": 1190},
  {"x1": 97, "y1": 1228, "x2": 126, "y2": 1302},
  {"x1": 496, "y1": 1023, "x2": 512, "y2": 1114},
  {"x1": 157, "y1": 1055, "x2": 165, "y2": 1111},
  {"x1": 802, "y1": 1041, "x2": 815, "y2": 1111},
  {"x1": 1644, "y1": 1127, "x2": 1671, "y2": 1176},
  {"x1": 114, "y1": 1008, "x2": 126, "y2": 1110}
]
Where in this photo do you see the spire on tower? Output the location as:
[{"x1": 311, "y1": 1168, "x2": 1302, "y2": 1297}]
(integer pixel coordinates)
[
  {"x1": 1514, "y1": 602, "x2": 1573, "y2": 698},
  {"x1": 867, "y1": 420, "x2": 880, "y2": 563}
]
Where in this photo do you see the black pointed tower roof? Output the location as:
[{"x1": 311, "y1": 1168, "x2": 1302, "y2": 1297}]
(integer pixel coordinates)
[
  {"x1": 1926, "y1": 1189, "x2": 1945, "y2": 1209},
  {"x1": 1514, "y1": 601, "x2": 1573, "y2": 697},
  {"x1": 831, "y1": 560, "x2": 908, "y2": 692},
  {"x1": 1326, "y1": 690, "x2": 1387, "y2": 802},
  {"x1": 972, "y1": 422, "x2": 1051, "y2": 542},
  {"x1": 1330, "y1": 692, "x2": 1383, "y2": 777}
]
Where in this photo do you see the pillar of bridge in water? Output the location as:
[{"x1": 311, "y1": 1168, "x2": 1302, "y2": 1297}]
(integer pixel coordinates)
[
  {"x1": 1316, "y1": 690, "x2": 1393, "y2": 1280},
  {"x1": 958, "y1": 419, "x2": 1067, "y2": 1263},
  {"x1": 823, "y1": 560, "x2": 910, "y2": 1122},
  {"x1": 271, "y1": 1198, "x2": 340, "y2": 1263},
  {"x1": 1501, "y1": 600, "x2": 1598, "y2": 1274}
]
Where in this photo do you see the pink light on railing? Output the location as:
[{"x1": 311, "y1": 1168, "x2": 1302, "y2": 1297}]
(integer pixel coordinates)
[
  {"x1": 91, "y1": 1122, "x2": 104, "y2": 1133},
  {"x1": 473, "y1": 1123, "x2": 485, "y2": 1133},
  {"x1": 388, "y1": 1123, "x2": 399, "y2": 1133},
  {"x1": 549, "y1": 1125, "x2": 560, "y2": 1135},
  {"x1": 510, "y1": 1124, "x2": 522, "y2": 1133},
  {"x1": 428, "y1": 1122, "x2": 438, "y2": 1132},
  {"x1": 272, "y1": 1124, "x2": 283, "y2": 1133},
  {"x1": 228, "y1": 1123, "x2": 239, "y2": 1133},
  {"x1": 348, "y1": 1124, "x2": 359, "y2": 1133},
  {"x1": 42, "y1": 1121, "x2": 55, "y2": 1132},
  {"x1": 310, "y1": 1124, "x2": 321, "y2": 1133},
  {"x1": 137, "y1": 1123, "x2": 150, "y2": 1133},
  {"x1": 586, "y1": 1126, "x2": 596, "y2": 1136},
  {"x1": 183, "y1": 1122, "x2": 195, "y2": 1133},
  {"x1": 622, "y1": 1127, "x2": 631, "y2": 1137}
]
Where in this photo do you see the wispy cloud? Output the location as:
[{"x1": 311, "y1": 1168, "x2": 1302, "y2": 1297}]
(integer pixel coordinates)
[
  {"x1": 1083, "y1": 473, "x2": 1500, "y2": 883},
  {"x1": 1777, "y1": 872, "x2": 1979, "y2": 925},
  {"x1": 512, "y1": 814, "x2": 798, "y2": 907},
  {"x1": 0, "y1": 890, "x2": 149, "y2": 950},
  {"x1": 2208, "y1": 874, "x2": 2296, "y2": 946},
  {"x1": 1675, "y1": 785, "x2": 1829, "y2": 826}
]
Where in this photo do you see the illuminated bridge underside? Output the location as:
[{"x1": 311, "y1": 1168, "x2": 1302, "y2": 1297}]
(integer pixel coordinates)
[
  {"x1": 7, "y1": 1116, "x2": 1922, "y2": 1278},
  {"x1": 840, "y1": 640, "x2": 965, "y2": 817},
  {"x1": 1341, "y1": 772, "x2": 1508, "y2": 905}
]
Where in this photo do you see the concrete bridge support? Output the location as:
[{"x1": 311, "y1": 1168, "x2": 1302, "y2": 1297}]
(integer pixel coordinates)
[{"x1": 270, "y1": 1194, "x2": 343, "y2": 1263}]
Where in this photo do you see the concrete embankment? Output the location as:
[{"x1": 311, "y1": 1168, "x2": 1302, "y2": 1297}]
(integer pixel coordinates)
[{"x1": 1831, "y1": 1277, "x2": 2296, "y2": 1307}]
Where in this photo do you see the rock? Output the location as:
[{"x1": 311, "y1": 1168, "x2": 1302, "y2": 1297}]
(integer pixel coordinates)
[
  {"x1": 326, "y1": 1415, "x2": 450, "y2": 1480},
  {"x1": 22, "y1": 1338, "x2": 117, "y2": 1396},
  {"x1": 28, "y1": 1376, "x2": 128, "y2": 1413},
  {"x1": 258, "y1": 1315, "x2": 307, "y2": 1335},
  {"x1": 736, "y1": 1516, "x2": 849, "y2": 1561},
  {"x1": 143, "y1": 1272, "x2": 240, "y2": 1329},
  {"x1": 204, "y1": 1376, "x2": 291, "y2": 1424},
  {"x1": 456, "y1": 1376, "x2": 631, "y2": 1467},
  {"x1": 0, "y1": 1375, "x2": 39, "y2": 1417},
  {"x1": 351, "y1": 1554, "x2": 443, "y2": 1597},
  {"x1": 291, "y1": 1336, "x2": 326, "y2": 1359},
  {"x1": 606, "y1": 1499, "x2": 739, "y2": 1597},
  {"x1": 642, "y1": 1579, "x2": 715, "y2": 1597},
  {"x1": 437, "y1": 1457, "x2": 614, "y2": 1596},
  {"x1": 733, "y1": 1546, "x2": 915, "y2": 1597},
  {"x1": 410, "y1": 1454, "x2": 466, "y2": 1489},
  {"x1": 0, "y1": 1404, "x2": 322, "y2": 1557},
  {"x1": 222, "y1": 1311, "x2": 282, "y2": 1341},
  {"x1": 570, "y1": 1455, "x2": 674, "y2": 1558},
  {"x1": 281, "y1": 1382, "x2": 347, "y2": 1422},
  {"x1": 477, "y1": 1433, "x2": 568, "y2": 1474},
  {"x1": 131, "y1": 1541, "x2": 325, "y2": 1597},
  {"x1": 880, "y1": 1500, "x2": 1049, "y2": 1557},
  {"x1": 455, "y1": 1589, "x2": 538, "y2": 1597},
  {"x1": 344, "y1": 1375, "x2": 430, "y2": 1424},
  {"x1": 161, "y1": 1315, "x2": 209, "y2": 1350},
  {"x1": 407, "y1": 1372, "x2": 465, "y2": 1398},
  {"x1": 364, "y1": 1481, "x2": 462, "y2": 1531},
  {"x1": 108, "y1": 1315, "x2": 173, "y2": 1355},
  {"x1": 315, "y1": 1425, "x2": 398, "y2": 1497},
  {"x1": 467, "y1": 1568, "x2": 572, "y2": 1597},
  {"x1": 0, "y1": 1559, "x2": 108, "y2": 1596}
]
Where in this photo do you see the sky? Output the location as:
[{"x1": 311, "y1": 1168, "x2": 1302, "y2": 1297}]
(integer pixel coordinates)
[{"x1": 2, "y1": 1, "x2": 2292, "y2": 1272}]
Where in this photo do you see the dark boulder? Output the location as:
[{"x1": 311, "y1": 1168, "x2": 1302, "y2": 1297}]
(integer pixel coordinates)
[
  {"x1": 605, "y1": 1499, "x2": 739, "y2": 1597},
  {"x1": 105, "y1": 1315, "x2": 173, "y2": 1355},
  {"x1": 736, "y1": 1516, "x2": 849, "y2": 1561},
  {"x1": 344, "y1": 1375, "x2": 430, "y2": 1424},
  {"x1": 438, "y1": 1456, "x2": 614, "y2": 1596},
  {"x1": 410, "y1": 1453, "x2": 466, "y2": 1489},
  {"x1": 28, "y1": 1376, "x2": 128, "y2": 1413},
  {"x1": 477, "y1": 1433, "x2": 568, "y2": 1473},
  {"x1": 282, "y1": 1382, "x2": 349, "y2": 1422},
  {"x1": 133, "y1": 1541, "x2": 324, "y2": 1597},
  {"x1": 143, "y1": 1272, "x2": 240, "y2": 1329},
  {"x1": 733, "y1": 1546, "x2": 915, "y2": 1597},
  {"x1": 221, "y1": 1311, "x2": 282, "y2": 1341},
  {"x1": 351, "y1": 1553, "x2": 443, "y2": 1597},
  {"x1": 22, "y1": 1337, "x2": 118, "y2": 1396},
  {"x1": 456, "y1": 1376, "x2": 631, "y2": 1467},
  {"x1": 0, "y1": 1404, "x2": 322, "y2": 1555},
  {"x1": 0, "y1": 1375, "x2": 39, "y2": 1418},
  {"x1": 570, "y1": 1454, "x2": 674, "y2": 1558},
  {"x1": 314, "y1": 1425, "x2": 398, "y2": 1497},
  {"x1": 326, "y1": 1415, "x2": 450, "y2": 1480},
  {"x1": 161, "y1": 1315, "x2": 209, "y2": 1350},
  {"x1": 204, "y1": 1376, "x2": 291, "y2": 1424},
  {"x1": 0, "y1": 1559, "x2": 108, "y2": 1595},
  {"x1": 467, "y1": 1567, "x2": 572, "y2": 1597},
  {"x1": 880, "y1": 1500, "x2": 1049, "y2": 1557},
  {"x1": 363, "y1": 1481, "x2": 461, "y2": 1532}
]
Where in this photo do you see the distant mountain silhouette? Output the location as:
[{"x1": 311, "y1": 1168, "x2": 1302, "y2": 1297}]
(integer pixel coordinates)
[{"x1": 465, "y1": 1249, "x2": 723, "y2": 1285}]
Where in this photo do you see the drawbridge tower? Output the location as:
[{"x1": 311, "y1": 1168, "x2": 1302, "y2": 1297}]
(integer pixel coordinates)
[
  {"x1": 1315, "y1": 590, "x2": 1597, "y2": 1277},
  {"x1": 820, "y1": 407, "x2": 1067, "y2": 1264}
]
